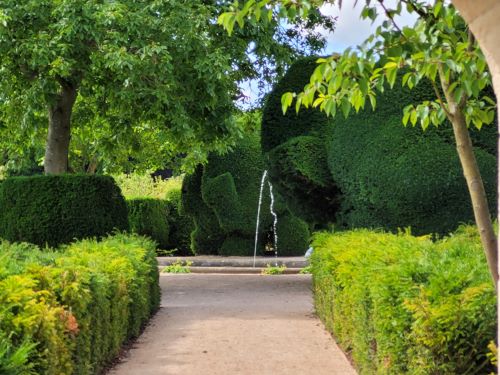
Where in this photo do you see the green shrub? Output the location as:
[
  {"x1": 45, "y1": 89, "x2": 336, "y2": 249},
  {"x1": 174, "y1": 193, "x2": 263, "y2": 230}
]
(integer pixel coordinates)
[
  {"x1": 262, "y1": 56, "x2": 497, "y2": 235},
  {"x1": 261, "y1": 56, "x2": 330, "y2": 153},
  {"x1": 0, "y1": 234, "x2": 160, "y2": 375},
  {"x1": 326, "y1": 85, "x2": 497, "y2": 234},
  {"x1": 128, "y1": 198, "x2": 170, "y2": 249},
  {"x1": 182, "y1": 135, "x2": 310, "y2": 256},
  {"x1": 114, "y1": 174, "x2": 183, "y2": 200},
  {"x1": 267, "y1": 136, "x2": 340, "y2": 225},
  {"x1": 0, "y1": 175, "x2": 128, "y2": 247},
  {"x1": 311, "y1": 226, "x2": 495, "y2": 374},
  {"x1": 164, "y1": 189, "x2": 194, "y2": 256}
]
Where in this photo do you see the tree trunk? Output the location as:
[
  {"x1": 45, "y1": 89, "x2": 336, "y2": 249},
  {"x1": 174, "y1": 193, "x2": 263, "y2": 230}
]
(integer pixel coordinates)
[
  {"x1": 44, "y1": 84, "x2": 77, "y2": 174},
  {"x1": 450, "y1": 109, "x2": 498, "y2": 286},
  {"x1": 451, "y1": 1, "x2": 500, "y2": 366}
]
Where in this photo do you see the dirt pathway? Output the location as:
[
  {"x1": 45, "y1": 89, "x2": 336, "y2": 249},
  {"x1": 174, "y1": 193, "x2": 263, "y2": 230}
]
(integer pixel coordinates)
[{"x1": 109, "y1": 274, "x2": 356, "y2": 375}]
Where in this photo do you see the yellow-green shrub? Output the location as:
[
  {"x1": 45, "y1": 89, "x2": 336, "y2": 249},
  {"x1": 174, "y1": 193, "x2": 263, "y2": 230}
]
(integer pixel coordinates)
[
  {"x1": 0, "y1": 234, "x2": 160, "y2": 375},
  {"x1": 311, "y1": 226, "x2": 495, "y2": 374}
]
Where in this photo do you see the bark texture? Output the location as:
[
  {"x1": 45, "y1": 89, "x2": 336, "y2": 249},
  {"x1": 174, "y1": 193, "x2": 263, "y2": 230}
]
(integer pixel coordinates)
[
  {"x1": 452, "y1": 1, "x2": 500, "y2": 362},
  {"x1": 44, "y1": 84, "x2": 77, "y2": 174}
]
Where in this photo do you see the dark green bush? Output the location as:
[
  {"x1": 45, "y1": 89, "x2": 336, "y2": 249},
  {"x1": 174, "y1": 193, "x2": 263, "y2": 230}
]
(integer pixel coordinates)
[
  {"x1": 268, "y1": 136, "x2": 340, "y2": 225},
  {"x1": 326, "y1": 79, "x2": 497, "y2": 235},
  {"x1": 128, "y1": 198, "x2": 170, "y2": 249},
  {"x1": 311, "y1": 227, "x2": 495, "y2": 374},
  {"x1": 261, "y1": 56, "x2": 330, "y2": 153},
  {"x1": 0, "y1": 234, "x2": 160, "y2": 375},
  {"x1": 261, "y1": 57, "x2": 340, "y2": 226},
  {"x1": 182, "y1": 135, "x2": 310, "y2": 256},
  {"x1": 262, "y1": 56, "x2": 497, "y2": 235},
  {"x1": 164, "y1": 189, "x2": 194, "y2": 255},
  {"x1": 0, "y1": 175, "x2": 128, "y2": 247}
]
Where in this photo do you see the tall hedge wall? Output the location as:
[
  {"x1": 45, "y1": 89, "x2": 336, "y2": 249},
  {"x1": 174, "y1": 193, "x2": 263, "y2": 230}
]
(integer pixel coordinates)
[
  {"x1": 0, "y1": 175, "x2": 129, "y2": 247},
  {"x1": 182, "y1": 135, "x2": 310, "y2": 256},
  {"x1": 262, "y1": 57, "x2": 497, "y2": 235}
]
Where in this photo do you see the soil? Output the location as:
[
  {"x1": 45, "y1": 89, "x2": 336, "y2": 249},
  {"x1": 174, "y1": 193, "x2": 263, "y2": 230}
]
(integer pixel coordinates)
[{"x1": 108, "y1": 274, "x2": 356, "y2": 375}]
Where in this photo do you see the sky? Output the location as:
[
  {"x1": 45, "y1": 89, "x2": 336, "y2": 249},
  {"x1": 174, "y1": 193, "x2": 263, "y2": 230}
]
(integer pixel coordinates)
[
  {"x1": 320, "y1": 1, "x2": 418, "y2": 54},
  {"x1": 239, "y1": 1, "x2": 419, "y2": 106}
]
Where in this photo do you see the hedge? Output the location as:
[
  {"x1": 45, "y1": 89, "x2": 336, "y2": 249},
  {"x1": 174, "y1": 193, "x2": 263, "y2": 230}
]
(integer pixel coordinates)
[
  {"x1": 0, "y1": 175, "x2": 129, "y2": 247},
  {"x1": 262, "y1": 56, "x2": 497, "y2": 235},
  {"x1": 128, "y1": 198, "x2": 170, "y2": 249},
  {"x1": 0, "y1": 233, "x2": 160, "y2": 375},
  {"x1": 326, "y1": 75, "x2": 497, "y2": 235},
  {"x1": 182, "y1": 135, "x2": 310, "y2": 256},
  {"x1": 164, "y1": 188, "x2": 194, "y2": 256},
  {"x1": 311, "y1": 226, "x2": 495, "y2": 374}
]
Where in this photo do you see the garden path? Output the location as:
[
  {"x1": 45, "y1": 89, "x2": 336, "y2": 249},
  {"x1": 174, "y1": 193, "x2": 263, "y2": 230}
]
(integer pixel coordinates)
[{"x1": 108, "y1": 274, "x2": 356, "y2": 375}]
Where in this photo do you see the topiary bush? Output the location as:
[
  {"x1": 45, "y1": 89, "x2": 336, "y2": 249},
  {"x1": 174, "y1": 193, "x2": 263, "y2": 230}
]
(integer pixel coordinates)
[
  {"x1": 311, "y1": 226, "x2": 496, "y2": 374},
  {"x1": 127, "y1": 198, "x2": 170, "y2": 249},
  {"x1": 182, "y1": 135, "x2": 310, "y2": 256},
  {"x1": 262, "y1": 57, "x2": 340, "y2": 226},
  {"x1": 0, "y1": 175, "x2": 128, "y2": 247},
  {"x1": 326, "y1": 74, "x2": 497, "y2": 235},
  {"x1": 263, "y1": 56, "x2": 497, "y2": 235}
]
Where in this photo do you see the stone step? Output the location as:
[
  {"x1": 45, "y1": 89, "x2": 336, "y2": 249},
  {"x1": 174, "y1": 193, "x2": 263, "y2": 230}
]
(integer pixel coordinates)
[
  {"x1": 157, "y1": 256, "x2": 308, "y2": 268},
  {"x1": 159, "y1": 266, "x2": 306, "y2": 274}
]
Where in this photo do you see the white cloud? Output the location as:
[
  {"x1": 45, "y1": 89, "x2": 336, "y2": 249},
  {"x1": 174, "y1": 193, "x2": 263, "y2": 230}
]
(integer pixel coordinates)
[{"x1": 320, "y1": 1, "x2": 419, "y2": 53}]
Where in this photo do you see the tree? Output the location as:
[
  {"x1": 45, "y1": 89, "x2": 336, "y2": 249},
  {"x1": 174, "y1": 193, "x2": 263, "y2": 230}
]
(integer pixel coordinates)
[
  {"x1": 0, "y1": 0, "x2": 334, "y2": 175},
  {"x1": 219, "y1": 0, "x2": 499, "y2": 287}
]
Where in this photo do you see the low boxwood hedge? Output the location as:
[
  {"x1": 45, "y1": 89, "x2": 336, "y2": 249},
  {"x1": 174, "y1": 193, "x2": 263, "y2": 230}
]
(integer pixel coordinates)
[
  {"x1": 0, "y1": 174, "x2": 128, "y2": 247},
  {"x1": 311, "y1": 226, "x2": 495, "y2": 374},
  {"x1": 0, "y1": 233, "x2": 160, "y2": 375}
]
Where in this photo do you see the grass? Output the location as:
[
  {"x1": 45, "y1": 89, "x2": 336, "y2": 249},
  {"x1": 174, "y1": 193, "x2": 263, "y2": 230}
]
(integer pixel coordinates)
[
  {"x1": 162, "y1": 260, "x2": 192, "y2": 273},
  {"x1": 261, "y1": 264, "x2": 287, "y2": 275}
]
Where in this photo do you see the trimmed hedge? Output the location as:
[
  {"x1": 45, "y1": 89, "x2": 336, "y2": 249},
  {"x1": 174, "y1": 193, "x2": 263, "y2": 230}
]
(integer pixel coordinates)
[
  {"x1": 326, "y1": 76, "x2": 497, "y2": 235},
  {"x1": 182, "y1": 135, "x2": 310, "y2": 256},
  {"x1": 0, "y1": 175, "x2": 128, "y2": 247},
  {"x1": 261, "y1": 56, "x2": 331, "y2": 153},
  {"x1": 164, "y1": 189, "x2": 194, "y2": 255},
  {"x1": 128, "y1": 198, "x2": 170, "y2": 249},
  {"x1": 261, "y1": 57, "x2": 340, "y2": 226},
  {"x1": 0, "y1": 234, "x2": 160, "y2": 375},
  {"x1": 262, "y1": 56, "x2": 497, "y2": 235},
  {"x1": 311, "y1": 227, "x2": 495, "y2": 374}
]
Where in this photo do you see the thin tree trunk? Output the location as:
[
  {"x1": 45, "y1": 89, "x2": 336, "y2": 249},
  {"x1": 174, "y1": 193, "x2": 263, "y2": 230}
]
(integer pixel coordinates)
[
  {"x1": 44, "y1": 83, "x2": 77, "y2": 174},
  {"x1": 451, "y1": 1, "x2": 500, "y2": 363},
  {"x1": 438, "y1": 66, "x2": 498, "y2": 287}
]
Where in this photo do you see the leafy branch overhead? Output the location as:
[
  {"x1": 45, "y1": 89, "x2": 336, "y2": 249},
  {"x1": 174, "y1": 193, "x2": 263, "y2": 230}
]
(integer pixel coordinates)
[{"x1": 220, "y1": 0, "x2": 496, "y2": 130}]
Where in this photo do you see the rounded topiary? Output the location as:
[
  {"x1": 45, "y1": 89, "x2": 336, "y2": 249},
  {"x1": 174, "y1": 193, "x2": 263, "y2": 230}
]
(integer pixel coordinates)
[
  {"x1": 275, "y1": 214, "x2": 310, "y2": 256},
  {"x1": 0, "y1": 174, "x2": 128, "y2": 247},
  {"x1": 182, "y1": 135, "x2": 310, "y2": 256},
  {"x1": 261, "y1": 56, "x2": 331, "y2": 152},
  {"x1": 127, "y1": 198, "x2": 170, "y2": 249},
  {"x1": 326, "y1": 79, "x2": 497, "y2": 235},
  {"x1": 267, "y1": 135, "x2": 340, "y2": 225},
  {"x1": 263, "y1": 57, "x2": 497, "y2": 235},
  {"x1": 261, "y1": 56, "x2": 341, "y2": 227}
]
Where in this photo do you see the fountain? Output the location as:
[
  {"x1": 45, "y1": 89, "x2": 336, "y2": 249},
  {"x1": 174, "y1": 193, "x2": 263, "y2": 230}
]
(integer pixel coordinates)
[{"x1": 253, "y1": 170, "x2": 279, "y2": 268}]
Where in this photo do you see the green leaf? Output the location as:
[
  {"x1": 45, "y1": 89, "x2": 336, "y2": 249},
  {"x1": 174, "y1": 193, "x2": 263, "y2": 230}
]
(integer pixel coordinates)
[{"x1": 281, "y1": 92, "x2": 294, "y2": 114}]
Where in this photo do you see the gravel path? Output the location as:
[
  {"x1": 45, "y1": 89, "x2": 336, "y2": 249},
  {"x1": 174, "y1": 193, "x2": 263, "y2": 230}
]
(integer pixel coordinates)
[{"x1": 108, "y1": 274, "x2": 356, "y2": 375}]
